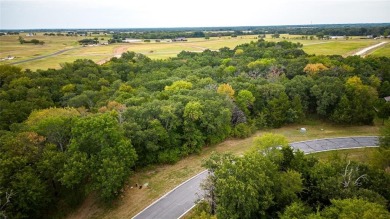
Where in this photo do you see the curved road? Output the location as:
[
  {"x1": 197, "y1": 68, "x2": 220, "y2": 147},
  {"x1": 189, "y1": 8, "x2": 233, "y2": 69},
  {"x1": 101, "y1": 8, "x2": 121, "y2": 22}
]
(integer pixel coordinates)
[
  {"x1": 132, "y1": 136, "x2": 379, "y2": 219},
  {"x1": 10, "y1": 46, "x2": 82, "y2": 65}
]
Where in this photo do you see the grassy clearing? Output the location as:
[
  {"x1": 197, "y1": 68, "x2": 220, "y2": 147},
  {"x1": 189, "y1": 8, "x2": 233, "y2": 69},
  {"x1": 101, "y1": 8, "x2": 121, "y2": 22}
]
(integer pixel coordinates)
[
  {"x1": 369, "y1": 42, "x2": 390, "y2": 57},
  {"x1": 309, "y1": 147, "x2": 378, "y2": 163},
  {"x1": 302, "y1": 40, "x2": 379, "y2": 56},
  {"x1": 66, "y1": 119, "x2": 380, "y2": 219},
  {"x1": 3, "y1": 34, "x2": 387, "y2": 71},
  {"x1": 1, "y1": 35, "x2": 259, "y2": 70}
]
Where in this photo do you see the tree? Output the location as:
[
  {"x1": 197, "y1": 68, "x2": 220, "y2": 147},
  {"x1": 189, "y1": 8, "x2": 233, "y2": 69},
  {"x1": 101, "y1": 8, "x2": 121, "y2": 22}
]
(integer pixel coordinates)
[
  {"x1": 304, "y1": 63, "x2": 329, "y2": 77},
  {"x1": 60, "y1": 113, "x2": 137, "y2": 201},
  {"x1": 25, "y1": 108, "x2": 80, "y2": 151},
  {"x1": 217, "y1": 83, "x2": 235, "y2": 99},
  {"x1": 284, "y1": 75, "x2": 314, "y2": 111},
  {"x1": 18, "y1": 36, "x2": 24, "y2": 44},
  {"x1": 377, "y1": 101, "x2": 390, "y2": 125},
  {"x1": 342, "y1": 76, "x2": 378, "y2": 124},
  {"x1": 182, "y1": 101, "x2": 205, "y2": 154},
  {"x1": 311, "y1": 76, "x2": 344, "y2": 117},
  {"x1": 200, "y1": 134, "x2": 305, "y2": 219},
  {"x1": 291, "y1": 95, "x2": 305, "y2": 122},
  {"x1": 164, "y1": 80, "x2": 193, "y2": 91},
  {"x1": 213, "y1": 152, "x2": 277, "y2": 219},
  {"x1": 236, "y1": 90, "x2": 255, "y2": 116},
  {"x1": 280, "y1": 201, "x2": 313, "y2": 219},
  {"x1": 321, "y1": 198, "x2": 390, "y2": 219},
  {"x1": 371, "y1": 121, "x2": 390, "y2": 170},
  {"x1": 265, "y1": 92, "x2": 291, "y2": 128}
]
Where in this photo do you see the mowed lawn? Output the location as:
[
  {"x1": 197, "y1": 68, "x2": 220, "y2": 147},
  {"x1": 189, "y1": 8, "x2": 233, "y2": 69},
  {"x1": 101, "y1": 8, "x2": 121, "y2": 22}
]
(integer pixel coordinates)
[
  {"x1": 302, "y1": 40, "x2": 380, "y2": 56},
  {"x1": 66, "y1": 120, "x2": 380, "y2": 219},
  {"x1": 370, "y1": 42, "x2": 390, "y2": 57}
]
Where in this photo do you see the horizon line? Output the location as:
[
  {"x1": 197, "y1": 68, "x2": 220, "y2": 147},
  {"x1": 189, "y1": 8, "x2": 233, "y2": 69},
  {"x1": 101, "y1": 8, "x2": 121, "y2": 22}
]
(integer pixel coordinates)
[{"x1": 1, "y1": 22, "x2": 390, "y2": 31}]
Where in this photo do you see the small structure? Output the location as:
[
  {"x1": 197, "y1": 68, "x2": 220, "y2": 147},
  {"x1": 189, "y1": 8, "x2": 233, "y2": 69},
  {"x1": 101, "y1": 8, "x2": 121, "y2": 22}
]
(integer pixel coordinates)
[
  {"x1": 330, "y1": 36, "x2": 346, "y2": 40},
  {"x1": 172, "y1": 37, "x2": 187, "y2": 42},
  {"x1": 300, "y1": 128, "x2": 307, "y2": 133},
  {"x1": 384, "y1": 96, "x2": 390, "y2": 102},
  {"x1": 123, "y1": 38, "x2": 142, "y2": 43}
]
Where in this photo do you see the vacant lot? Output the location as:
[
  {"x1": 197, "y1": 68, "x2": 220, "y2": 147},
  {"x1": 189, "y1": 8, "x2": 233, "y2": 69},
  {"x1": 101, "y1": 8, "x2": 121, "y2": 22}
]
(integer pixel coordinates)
[
  {"x1": 66, "y1": 120, "x2": 380, "y2": 219},
  {"x1": 1, "y1": 34, "x2": 387, "y2": 71}
]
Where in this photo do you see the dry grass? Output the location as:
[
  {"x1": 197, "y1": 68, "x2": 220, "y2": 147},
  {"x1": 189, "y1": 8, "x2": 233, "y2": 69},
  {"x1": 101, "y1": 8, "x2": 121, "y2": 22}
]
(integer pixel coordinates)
[{"x1": 66, "y1": 120, "x2": 380, "y2": 219}]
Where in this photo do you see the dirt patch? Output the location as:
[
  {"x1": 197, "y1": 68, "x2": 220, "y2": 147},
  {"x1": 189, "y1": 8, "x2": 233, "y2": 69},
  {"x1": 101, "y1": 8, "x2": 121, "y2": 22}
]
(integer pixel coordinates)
[
  {"x1": 96, "y1": 45, "x2": 129, "y2": 65},
  {"x1": 66, "y1": 194, "x2": 102, "y2": 219}
]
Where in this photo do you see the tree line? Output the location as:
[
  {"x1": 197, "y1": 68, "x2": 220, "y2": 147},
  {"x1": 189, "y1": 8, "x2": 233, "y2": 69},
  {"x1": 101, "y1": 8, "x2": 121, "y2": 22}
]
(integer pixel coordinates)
[{"x1": 0, "y1": 39, "x2": 390, "y2": 218}]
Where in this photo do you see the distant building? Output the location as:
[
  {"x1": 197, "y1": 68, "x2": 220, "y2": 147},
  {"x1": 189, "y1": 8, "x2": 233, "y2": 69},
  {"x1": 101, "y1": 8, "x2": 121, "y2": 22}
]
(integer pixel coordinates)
[
  {"x1": 330, "y1": 36, "x2": 346, "y2": 39},
  {"x1": 123, "y1": 38, "x2": 142, "y2": 43},
  {"x1": 172, "y1": 37, "x2": 187, "y2": 42}
]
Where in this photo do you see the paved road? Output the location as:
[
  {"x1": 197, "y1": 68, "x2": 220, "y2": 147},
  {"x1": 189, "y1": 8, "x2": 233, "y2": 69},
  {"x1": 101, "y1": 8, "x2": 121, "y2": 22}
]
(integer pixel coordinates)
[
  {"x1": 10, "y1": 47, "x2": 81, "y2": 65},
  {"x1": 132, "y1": 136, "x2": 379, "y2": 219}
]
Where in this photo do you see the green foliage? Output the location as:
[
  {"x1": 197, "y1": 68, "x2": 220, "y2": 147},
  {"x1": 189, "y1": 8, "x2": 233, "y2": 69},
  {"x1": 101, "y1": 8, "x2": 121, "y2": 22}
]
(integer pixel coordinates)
[
  {"x1": 236, "y1": 90, "x2": 255, "y2": 116},
  {"x1": 280, "y1": 202, "x2": 313, "y2": 219},
  {"x1": 231, "y1": 122, "x2": 254, "y2": 138},
  {"x1": 0, "y1": 35, "x2": 388, "y2": 217},
  {"x1": 164, "y1": 80, "x2": 193, "y2": 91},
  {"x1": 61, "y1": 113, "x2": 137, "y2": 201},
  {"x1": 217, "y1": 83, "x2": 235, "y2": 99},
  {"x1": 371, "y1": 122, "x2": 390, "y2": 170},
  {"x1": 321, "y1": 198, "x2": 390, "y2": 219}
]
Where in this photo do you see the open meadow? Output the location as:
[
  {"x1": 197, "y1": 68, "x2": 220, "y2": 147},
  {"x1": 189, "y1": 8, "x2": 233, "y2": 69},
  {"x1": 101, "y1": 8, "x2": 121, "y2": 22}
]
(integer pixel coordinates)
[{"x1": 1, "y1": 33, "x2": 388, "y2": 71}]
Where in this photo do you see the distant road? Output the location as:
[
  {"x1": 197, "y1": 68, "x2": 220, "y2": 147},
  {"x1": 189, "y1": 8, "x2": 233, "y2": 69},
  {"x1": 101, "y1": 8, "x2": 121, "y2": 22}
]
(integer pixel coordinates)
[
  {"x1": 353, "y1": 41, "x2": 387, "y2": 56},
  {"x1": 10, "y1": 46, "x2": 81, "y2": 65},
  {"x1": 132, "y1": 136, "x2": 379, "y2": 219}
]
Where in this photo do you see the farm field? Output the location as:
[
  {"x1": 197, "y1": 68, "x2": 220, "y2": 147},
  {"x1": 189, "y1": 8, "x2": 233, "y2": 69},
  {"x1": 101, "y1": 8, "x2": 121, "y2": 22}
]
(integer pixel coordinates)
[
  {"x1": 66, "y1": 120, "x2": 380, "y2": 219},
  {"x1": 1, "y1": 33, "x2": 387, "y2": 71}
]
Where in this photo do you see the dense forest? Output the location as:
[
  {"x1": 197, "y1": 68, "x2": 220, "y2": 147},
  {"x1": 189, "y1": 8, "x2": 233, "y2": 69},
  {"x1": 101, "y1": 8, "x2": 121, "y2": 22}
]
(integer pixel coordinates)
[{"x1": 1, "y1": 39, "x2": 390, "y2": 218}]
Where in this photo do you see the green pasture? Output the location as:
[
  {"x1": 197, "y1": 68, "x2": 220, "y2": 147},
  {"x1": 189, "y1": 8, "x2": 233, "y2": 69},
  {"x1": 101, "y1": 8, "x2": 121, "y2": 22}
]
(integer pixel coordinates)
[
  {"x1": 302, "y1": 40, "x2": 379, "y2": 56},
  {"x1": 1, "y1": 33, "x2": 388, "y2": 71}
]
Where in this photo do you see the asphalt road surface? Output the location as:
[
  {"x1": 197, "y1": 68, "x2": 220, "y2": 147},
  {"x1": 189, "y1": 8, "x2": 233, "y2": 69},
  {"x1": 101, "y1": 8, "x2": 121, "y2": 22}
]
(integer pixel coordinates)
[{"x1": 132, "y1": 136, "x2": 379, "y2": 219}]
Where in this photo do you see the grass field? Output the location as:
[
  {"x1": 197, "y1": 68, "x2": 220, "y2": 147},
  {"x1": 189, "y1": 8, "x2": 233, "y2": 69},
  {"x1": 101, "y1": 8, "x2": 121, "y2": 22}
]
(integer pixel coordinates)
[
  {"x1": 1, "y1": 34, "x2": 388, "y2": 71},
  {"x1": 309, "y1": 147, "x2": 378, "y2": 163},
  {"x1": 66, "y1": 119, "x2": 380, "y2": 219},
  {"x1": 370, "y1": 42, "x2": 390, "y2": 57},
  {"x1": 302, "y1": 40, "x2": 379, "y2": 56}
]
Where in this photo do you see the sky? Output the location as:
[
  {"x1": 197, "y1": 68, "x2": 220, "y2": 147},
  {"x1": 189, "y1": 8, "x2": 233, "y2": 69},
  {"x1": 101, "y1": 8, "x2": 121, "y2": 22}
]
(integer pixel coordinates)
[{"x1": 1, "y1": 0, "x2": 390, "y2": 29}]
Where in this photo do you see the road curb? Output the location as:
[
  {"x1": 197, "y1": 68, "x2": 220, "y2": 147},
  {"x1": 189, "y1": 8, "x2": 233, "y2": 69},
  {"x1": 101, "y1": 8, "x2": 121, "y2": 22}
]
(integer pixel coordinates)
[{"x1": 132, "y1": 170, "x2": 208, "y2": 219}]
